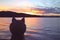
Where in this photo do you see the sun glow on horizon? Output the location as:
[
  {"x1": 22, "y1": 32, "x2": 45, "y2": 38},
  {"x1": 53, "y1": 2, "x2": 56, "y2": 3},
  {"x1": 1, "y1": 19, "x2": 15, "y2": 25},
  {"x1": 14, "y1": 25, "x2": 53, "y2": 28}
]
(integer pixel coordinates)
[
  {"x1": 0, "y1": 6, "x2": 8, "y2": 11},
  {"x1": 0, "y1": 6, "x2": 45, "y2": 15},
  {"x1": 0, "y1": 5, "x2": 14, "y2": 11},
  {"x1": 0, "y1": 0, "x2": 45, "y2": 15}
]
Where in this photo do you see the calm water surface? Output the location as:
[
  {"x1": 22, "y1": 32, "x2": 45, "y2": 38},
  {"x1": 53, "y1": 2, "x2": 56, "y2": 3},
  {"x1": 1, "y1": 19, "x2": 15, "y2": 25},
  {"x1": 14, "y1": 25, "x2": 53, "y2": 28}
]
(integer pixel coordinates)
[{"x1": 0, "y1": 17, "x2": 60, "y2": 40}]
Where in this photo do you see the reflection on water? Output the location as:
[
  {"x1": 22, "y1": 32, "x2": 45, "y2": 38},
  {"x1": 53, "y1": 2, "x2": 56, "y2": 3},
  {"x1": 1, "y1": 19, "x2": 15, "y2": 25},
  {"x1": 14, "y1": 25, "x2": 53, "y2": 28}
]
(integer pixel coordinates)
[{"x1": 0, "y1": 17, "x2": 60, "y2": 40}]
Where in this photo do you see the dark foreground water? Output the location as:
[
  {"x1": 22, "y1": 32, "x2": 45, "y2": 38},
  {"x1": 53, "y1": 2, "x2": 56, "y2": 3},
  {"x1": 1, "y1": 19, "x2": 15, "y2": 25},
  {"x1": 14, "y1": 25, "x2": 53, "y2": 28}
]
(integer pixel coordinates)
[{"x1": 0, "y1": 17, "x2": 60, "y2": 40}]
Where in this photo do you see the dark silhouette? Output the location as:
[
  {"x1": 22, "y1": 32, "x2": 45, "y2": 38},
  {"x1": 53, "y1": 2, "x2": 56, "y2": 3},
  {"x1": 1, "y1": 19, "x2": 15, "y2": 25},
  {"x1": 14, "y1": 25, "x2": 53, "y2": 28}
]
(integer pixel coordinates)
[
  {"x1": 0, "y1": 11, "x2": 40, "y2": 17},
  {"x1": 10, "y1": 17, "x2": 26, "y2": 40},
  {"x1": 0, "y1": 11, "x2": 59, "y2": 17}
]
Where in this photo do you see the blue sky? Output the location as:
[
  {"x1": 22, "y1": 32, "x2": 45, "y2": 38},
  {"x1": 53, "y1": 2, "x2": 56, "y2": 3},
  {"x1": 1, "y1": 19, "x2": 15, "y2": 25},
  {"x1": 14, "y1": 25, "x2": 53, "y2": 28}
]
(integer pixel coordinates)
[{"x1": 0, "y1": 0, "x2": 60, "y2": 8}]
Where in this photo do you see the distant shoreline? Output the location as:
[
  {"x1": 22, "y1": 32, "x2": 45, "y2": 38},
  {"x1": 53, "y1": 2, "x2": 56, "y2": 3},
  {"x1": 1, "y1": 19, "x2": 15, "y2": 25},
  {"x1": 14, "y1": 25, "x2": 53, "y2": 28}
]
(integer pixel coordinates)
[
  {"x1": 0, "y1": 16, "x2": 60, "y2": 17},
  {"x1": 0, "y1": 11, "x2": 60, "y2": 17}
]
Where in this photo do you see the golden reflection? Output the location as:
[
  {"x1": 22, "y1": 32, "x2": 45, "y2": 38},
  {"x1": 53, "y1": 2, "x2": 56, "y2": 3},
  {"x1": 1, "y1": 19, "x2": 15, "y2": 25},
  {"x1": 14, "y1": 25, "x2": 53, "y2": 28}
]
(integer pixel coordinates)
[
  {"x1": 0, "y1": 18, "x2": 41, "y2": 31},
  {"x1": 0, "y1": 18, "x2": 11, "y2": 30},
  {"x1": 27, "y1": 30, "x2": 37, "y2": 32},
  {"x1": 25, "y1": 18, "x2": 39, "y2": 28}
]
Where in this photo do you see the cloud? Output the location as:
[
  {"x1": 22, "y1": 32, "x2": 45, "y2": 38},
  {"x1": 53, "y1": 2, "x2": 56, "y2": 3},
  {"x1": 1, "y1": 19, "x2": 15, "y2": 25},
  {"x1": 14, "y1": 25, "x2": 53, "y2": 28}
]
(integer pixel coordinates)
[{"x1": 0, "y1": 0, "x2": 60, "y2": 8}]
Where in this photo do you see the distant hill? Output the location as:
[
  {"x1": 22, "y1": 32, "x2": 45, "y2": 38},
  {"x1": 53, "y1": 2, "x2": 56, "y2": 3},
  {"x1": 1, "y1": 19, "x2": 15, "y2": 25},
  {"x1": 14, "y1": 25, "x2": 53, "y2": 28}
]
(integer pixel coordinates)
[
  {"x1": 0, "y1": 11, "x2": 59, "y2": 17},
  {"x1": 0, "y1": 11, "x2": 40, "y2": 17}
]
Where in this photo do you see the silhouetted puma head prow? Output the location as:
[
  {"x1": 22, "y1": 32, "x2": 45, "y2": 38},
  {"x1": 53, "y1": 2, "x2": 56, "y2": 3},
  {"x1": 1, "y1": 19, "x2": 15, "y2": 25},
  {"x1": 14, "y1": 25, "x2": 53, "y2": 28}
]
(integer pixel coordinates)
[
  {"x1": 10, "y1": 17, "x2": 26, "y2": 40},
  {"x1": 12, "y1": 17, "x2": 25, "y2": 23}
]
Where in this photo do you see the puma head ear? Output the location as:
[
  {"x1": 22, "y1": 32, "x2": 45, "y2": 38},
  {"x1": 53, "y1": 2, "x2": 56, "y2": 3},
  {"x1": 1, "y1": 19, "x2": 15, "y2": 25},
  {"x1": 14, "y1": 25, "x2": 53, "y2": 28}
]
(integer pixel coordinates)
[
  {"x1": 12, "y1": 17, "x2": 16, "y2": 22},
  {"x1": 21, "y1": 17, "x2": 25, "y2": 23}
]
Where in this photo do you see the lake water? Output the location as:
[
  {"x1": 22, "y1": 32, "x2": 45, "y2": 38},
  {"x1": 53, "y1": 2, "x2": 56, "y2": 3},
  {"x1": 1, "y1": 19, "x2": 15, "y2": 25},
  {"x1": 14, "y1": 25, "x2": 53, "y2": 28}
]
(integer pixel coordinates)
[{"x1": 0, "y1": 17, "x2": 60, "y2": 40}]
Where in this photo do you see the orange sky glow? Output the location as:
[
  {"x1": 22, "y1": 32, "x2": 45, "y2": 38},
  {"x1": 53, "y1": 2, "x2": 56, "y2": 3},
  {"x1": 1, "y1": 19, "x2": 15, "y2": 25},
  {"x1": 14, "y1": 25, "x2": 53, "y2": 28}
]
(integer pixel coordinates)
[{"x1": 0, "y1": 5, "x2": 45, "y2": 15}]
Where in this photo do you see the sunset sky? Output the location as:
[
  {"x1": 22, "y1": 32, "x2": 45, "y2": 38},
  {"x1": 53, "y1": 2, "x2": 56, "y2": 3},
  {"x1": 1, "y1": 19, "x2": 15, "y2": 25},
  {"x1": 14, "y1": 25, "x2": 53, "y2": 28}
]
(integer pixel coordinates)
[
  {"x1": 0, "y1": 0, "x2": 60, "y2": 8},
  {"x1": 0, "y1": 0, "x2": 60, "y2": 14}
]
